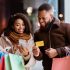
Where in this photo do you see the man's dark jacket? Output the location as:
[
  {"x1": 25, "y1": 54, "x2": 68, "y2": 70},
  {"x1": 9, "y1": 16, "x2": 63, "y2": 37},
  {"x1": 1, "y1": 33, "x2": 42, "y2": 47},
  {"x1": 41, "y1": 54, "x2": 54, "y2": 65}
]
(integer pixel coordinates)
[{"x1": 34, "y1": 18, "x2": 70, "y2": 70}]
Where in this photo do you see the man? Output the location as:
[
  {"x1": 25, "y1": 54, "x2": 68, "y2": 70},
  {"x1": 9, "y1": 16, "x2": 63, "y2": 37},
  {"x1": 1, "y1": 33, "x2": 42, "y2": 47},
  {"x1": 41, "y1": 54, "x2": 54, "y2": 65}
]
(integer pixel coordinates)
[{"x1": 32, "y1": 3, "x2": 70, "y2": 70}]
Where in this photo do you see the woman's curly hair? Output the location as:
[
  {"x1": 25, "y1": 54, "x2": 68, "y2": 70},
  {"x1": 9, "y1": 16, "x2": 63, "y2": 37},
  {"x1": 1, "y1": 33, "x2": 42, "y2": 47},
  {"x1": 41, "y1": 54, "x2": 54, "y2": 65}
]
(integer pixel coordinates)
[{"x1": 4, "y1": 13, "x2": 32, "y2": 36}]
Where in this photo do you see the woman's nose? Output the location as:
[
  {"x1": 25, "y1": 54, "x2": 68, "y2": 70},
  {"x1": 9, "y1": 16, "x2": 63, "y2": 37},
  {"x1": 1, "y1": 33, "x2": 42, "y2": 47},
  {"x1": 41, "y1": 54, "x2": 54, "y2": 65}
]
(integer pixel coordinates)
[{"x1": 20, "y1": 25, "x2": 23, "y2": 28}]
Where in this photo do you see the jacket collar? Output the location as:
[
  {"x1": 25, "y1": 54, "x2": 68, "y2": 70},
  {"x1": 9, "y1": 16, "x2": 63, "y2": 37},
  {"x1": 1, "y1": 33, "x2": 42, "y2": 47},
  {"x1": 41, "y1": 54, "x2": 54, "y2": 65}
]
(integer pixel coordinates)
[{"x1": 52, "y1": 17, "x2": 60, "y2": 28}]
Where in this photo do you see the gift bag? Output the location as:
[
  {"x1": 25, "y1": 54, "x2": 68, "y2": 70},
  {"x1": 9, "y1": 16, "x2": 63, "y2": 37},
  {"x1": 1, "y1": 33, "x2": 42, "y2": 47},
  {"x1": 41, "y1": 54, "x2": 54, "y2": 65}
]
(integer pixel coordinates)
[
  {"x1": 5, "y1": 54, "x2": 11, "y2": 70},
  {"x1": 5, "y1": 53, "x2": 25, "y2": 70},
  {"x1": 0, "y1": 51, "x2": 5, "y2": 70},
  {"x1": 0, "y1": 56, "x2": 5, "y2": 70},
  {"x1": 52, "y1": 56, "x2": 70, "y2": 70}
]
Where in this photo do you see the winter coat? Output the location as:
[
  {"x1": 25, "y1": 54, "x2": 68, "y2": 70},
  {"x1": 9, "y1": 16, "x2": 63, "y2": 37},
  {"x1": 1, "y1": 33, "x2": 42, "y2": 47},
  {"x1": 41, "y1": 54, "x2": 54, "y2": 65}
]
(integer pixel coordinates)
[
  {"x1": 34, "y1": 18, "x2": 70, "y2": 70},
  {"x1": 0, "y1": 35, "x2": 36, "y2": 70}
]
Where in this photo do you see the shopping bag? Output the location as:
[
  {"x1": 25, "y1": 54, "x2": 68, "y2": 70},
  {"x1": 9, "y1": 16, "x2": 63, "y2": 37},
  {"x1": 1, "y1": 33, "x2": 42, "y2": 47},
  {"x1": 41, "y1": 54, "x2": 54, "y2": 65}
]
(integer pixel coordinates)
[
  {"x1": 0, "y1": 56, "x2": 5, "y2": 70},
  {"x1": 5, "y1": 54, "x2": 11, "y2": 70},
  {"x1": 52, "y1": 56, "x2": 70, "y2": 70},
  {"x1": 0, "y1": 51, "x2": 5, "y2": 70},
  {"x1": 5, "y1": 53, "x2": 25, "y2": 70},
  {"x1": 9, "y1": 54, "x2": 25, "y2": 70}
]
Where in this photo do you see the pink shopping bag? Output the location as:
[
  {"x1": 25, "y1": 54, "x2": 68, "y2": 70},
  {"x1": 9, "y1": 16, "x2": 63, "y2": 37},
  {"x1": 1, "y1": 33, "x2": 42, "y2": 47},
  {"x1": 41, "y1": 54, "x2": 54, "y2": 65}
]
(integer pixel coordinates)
[
  {"x1": 0, "y1": 56, "x2": 5, "y2": 70},
  {"x1": 52, "y1": 56, "x2": 70, "y2": 70}
]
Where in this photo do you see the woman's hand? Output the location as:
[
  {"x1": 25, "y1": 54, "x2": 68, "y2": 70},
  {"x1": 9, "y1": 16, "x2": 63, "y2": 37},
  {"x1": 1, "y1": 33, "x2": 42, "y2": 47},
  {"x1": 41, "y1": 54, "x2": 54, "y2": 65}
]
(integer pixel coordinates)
[
  {"x1": 0, "y1": 46, "x2": 12, "y2": 53},
  {"x1": 17, "y1": 45, "x2": 29, "y2": 57}
]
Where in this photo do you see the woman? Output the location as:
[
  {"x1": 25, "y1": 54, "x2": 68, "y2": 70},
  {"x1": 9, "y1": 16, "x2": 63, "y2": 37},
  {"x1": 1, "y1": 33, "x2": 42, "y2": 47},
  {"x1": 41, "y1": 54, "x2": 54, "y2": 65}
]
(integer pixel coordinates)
[{"x1": 0, "y1": 13, "x2": 35, "y2": 70}]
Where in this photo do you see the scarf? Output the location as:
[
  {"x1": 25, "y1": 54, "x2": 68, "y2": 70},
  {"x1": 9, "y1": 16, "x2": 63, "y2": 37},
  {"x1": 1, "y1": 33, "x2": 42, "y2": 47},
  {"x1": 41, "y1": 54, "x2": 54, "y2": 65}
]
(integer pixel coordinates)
[{"x1": 7, "y1": 31, "x2": 31, "y2": 44}]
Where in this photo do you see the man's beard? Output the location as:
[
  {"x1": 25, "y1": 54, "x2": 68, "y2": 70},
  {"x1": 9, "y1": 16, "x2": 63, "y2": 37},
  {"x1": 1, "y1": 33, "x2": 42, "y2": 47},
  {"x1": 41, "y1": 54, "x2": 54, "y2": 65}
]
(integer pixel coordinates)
[{"x1": 40, "y1": 21, "x2": 51, "y2": 32}]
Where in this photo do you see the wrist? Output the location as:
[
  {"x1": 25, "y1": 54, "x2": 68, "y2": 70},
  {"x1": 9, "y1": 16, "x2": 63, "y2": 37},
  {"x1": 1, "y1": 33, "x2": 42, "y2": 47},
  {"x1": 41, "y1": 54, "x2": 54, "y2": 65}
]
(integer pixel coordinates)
[
  {"x1": 24, "y1": 52, "x2": 29, "y2": 57},
  {"x1": 34, "y1": 52, "x2": 40, "y2": 57},
  {"x1": 23, "y1": 53, "x2": 31, "y2": 61}
]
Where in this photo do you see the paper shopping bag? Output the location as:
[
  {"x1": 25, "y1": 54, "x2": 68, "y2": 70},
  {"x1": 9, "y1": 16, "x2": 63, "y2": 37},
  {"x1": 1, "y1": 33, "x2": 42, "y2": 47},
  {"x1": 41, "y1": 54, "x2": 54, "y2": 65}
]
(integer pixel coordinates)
[
  {"x1": 0, "y1": 56, "x2": 5, "y2": 70},
  {"x1": 0, "y1": 51, "x2": 5, "y2": 70},
  {"x1": 5, "y1": 53, "x2": 25, "y2": 70},
  {"x1": 5, "y1": 54, "x2": 12, "y2": 70},
  {"x1": 52, "y1": 56, "x2": 70, "y2": 70},
  {"x1": 9, "y1": 54, "x2": 25, "y2": 70}
]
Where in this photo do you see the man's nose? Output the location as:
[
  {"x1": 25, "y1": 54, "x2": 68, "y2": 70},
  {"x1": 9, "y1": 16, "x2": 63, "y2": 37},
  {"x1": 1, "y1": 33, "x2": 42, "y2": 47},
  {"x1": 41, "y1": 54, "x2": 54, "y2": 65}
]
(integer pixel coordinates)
[{"x1": 39, "y1": 18, "x2": 44, "y2": 23}]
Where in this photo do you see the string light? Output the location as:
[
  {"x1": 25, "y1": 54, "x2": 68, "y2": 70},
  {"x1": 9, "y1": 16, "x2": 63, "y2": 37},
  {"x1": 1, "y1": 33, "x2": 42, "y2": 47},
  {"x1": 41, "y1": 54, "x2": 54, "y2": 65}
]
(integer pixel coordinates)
[
  {"x1": 26, "y1": 7, "x2": 33, "y2": 16},
  {"x1": 59, "y1": 13, "x2": 63, "y2": 18}
]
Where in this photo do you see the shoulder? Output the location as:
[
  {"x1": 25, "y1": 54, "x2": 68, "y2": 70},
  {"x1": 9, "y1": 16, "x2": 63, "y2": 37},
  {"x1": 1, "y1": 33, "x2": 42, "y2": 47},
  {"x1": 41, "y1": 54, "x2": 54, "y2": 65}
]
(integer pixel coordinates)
[
  {"x1": 60, "y1": 23, "x2": 70, "y2": 29},
  {"x1": 59, "y1": 23, "x2": 70, "y2": 35},
  {"x1": 0, "y1": 36, "x2": 7, "y2": 48},
  {"x1": 28, "y1": 34, "x2": 34, "y2": 43},
  {"x1": 0, "y1": 36, "x2": 9, "y2": 44},
  {"x1": 34, "y1": 30, "x2": 40, "y2": 35},
  {"x1": 0, "y1": 36, "x2": 6, "y2": 41},
  {"x1": 0, "y1": 36, "x2": 12, "y2": 45},
  {"x1": 30, "y1": 33, "x2": 34, "y2": 40}
]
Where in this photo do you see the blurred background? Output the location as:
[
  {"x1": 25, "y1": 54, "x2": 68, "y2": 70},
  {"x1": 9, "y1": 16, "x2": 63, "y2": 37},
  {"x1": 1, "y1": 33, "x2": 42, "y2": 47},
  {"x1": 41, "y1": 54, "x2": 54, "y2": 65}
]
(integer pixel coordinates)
[
  {"x1": 0, "y1": 0, "x2": 70, "y2": 69},
  {"x1": 0, "y1": 0, "x2": 68, "y2": 35}
]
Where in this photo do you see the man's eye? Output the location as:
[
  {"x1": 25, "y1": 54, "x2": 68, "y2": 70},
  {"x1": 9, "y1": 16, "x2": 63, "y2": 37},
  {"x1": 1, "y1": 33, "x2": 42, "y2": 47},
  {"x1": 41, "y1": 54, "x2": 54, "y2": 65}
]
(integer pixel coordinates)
[
  {"x1": 43, "y1": 17, "x2": 46, "y2": 20},
  {"x1": 16, "y1": 25, "x2": 19, "y2": 26}
]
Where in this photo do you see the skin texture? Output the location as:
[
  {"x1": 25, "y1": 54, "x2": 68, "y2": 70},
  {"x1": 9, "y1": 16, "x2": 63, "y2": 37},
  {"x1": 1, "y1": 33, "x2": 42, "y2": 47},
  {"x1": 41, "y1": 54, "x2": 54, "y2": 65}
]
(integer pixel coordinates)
[{"x1": 14, "y1": 18, "x2": 25, "y2": 34}]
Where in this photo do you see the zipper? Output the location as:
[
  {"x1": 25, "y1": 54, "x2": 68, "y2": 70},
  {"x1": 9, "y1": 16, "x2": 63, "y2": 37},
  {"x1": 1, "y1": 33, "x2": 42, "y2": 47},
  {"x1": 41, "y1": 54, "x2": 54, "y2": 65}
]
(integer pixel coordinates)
[{"x1": 49, "y1": 24, "x2": 53, "y2": 48}]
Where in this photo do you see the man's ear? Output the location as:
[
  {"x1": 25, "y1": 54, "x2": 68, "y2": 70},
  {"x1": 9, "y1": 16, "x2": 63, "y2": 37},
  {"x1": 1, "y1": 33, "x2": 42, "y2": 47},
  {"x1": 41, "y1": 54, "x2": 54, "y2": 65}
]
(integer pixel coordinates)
[{"x1": 50, "y1": 14, "x2": 53, "y2": 22}]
